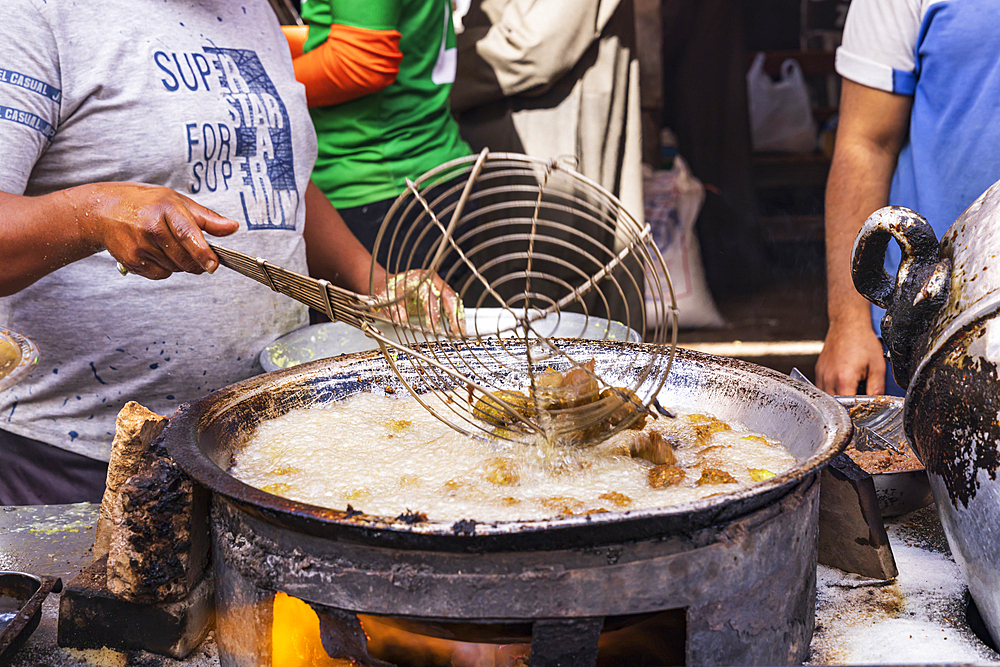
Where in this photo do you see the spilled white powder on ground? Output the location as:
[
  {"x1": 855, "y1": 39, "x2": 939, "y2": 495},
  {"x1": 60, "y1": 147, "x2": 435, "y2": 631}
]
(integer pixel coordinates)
[{"x1": 809, "y1": 506, "x2": 1000, "y2": 664}]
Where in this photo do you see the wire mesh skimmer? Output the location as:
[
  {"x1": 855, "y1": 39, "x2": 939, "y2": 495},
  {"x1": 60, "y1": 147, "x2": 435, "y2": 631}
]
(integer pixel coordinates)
[{"x1": 213, "y1": 149, "x2": 678, "y2": 446}]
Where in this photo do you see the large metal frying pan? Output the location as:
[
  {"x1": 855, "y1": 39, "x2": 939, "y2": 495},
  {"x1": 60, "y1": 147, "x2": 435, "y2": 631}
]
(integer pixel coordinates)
[{"x1": 164, "y1": 341, "x2": 851, "y2": 550}]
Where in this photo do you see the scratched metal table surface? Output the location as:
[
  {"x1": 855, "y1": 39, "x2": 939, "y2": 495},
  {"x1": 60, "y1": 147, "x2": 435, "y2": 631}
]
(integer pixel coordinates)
[
  {"x1": 1, "y1": 502, "x2": 999, "y2": 667},
  {"x1": 0, "y1": 504, "x2": 218, "y2": 667}
]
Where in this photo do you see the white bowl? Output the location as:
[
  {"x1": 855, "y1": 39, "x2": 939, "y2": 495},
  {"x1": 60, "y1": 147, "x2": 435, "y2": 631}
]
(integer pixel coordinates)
[{"x1": 260, "y1": 308, "x2": 641, "y2": 372}]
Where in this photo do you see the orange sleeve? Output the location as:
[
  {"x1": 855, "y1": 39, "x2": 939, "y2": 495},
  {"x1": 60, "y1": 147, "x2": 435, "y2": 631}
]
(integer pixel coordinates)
[
  {"x1": 281, "y1": 25, "x2": 309, "y2": 60},
  {"x1": 292, "y1": 23, "x2": 402, "y2": 108}
]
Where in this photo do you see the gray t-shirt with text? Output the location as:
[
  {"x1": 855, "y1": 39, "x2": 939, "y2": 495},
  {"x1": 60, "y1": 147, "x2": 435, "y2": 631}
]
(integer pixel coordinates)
[{"x1": 0, "y1": 0, "x2": 319, "y2": 459}]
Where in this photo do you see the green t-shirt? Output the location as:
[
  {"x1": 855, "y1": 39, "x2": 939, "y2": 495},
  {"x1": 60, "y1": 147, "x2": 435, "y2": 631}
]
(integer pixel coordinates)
[{"x1": 301, "y1": 0, "x2": 471, "y2": 209}]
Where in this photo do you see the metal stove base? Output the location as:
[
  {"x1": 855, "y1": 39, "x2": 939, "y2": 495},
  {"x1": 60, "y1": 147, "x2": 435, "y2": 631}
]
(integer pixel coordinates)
[{"x1": 211, "y1": 475, "x2": 821, "y2": 667}]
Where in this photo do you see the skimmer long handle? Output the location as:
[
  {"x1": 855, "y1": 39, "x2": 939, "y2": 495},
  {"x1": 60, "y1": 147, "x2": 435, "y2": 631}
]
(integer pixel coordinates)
[{"x1": 209, "y1": 243, "x2": 375, "y2": 329}]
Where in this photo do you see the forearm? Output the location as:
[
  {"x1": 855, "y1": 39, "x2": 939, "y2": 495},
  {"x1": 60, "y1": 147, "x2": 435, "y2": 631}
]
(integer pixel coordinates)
[
  {"x1": 824, "y1": 146, "x2": 895, "y2": 331},
  {"x1": 302, "y1": 184, "x2": 463, "y2": 332},
  {"x1": 818, "y1": 150, "x2": 896, "y2": 395},
  {"x1": 824, "y1": 83, "x2": 910, "y2": 331},
  {"x1": 303, "y1": 181, "x2": 382, "y2": 295},
  {"x1": 0, "y1": 183, "x2": 237, "y2": 296},
  {"x1": 816, "y1": 80, "x2": 911, "y2": 394},
  {"x1": 0, "y1": 187, "x2": 101, "y2": 296}
]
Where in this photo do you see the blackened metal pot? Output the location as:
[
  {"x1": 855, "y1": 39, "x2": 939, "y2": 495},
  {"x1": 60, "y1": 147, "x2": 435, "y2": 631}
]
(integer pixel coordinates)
[{"x1": 852, "y1": 183, "x2": 1000, "y2": 646}]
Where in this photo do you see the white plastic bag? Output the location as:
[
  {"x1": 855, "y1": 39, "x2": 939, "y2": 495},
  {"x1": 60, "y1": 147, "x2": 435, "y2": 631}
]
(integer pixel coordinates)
[
  {"x1": 642, "y1": 158, "x2": 725, "y2": 330},
  {"x1": 746, "y1": 52, "x2": 817, "y2": 154}
]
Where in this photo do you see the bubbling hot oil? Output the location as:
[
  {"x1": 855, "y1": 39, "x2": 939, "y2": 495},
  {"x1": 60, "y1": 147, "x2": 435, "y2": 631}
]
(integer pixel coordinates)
[{"x1": 230, "y1": 392, "x2": 797, "y2": 523}]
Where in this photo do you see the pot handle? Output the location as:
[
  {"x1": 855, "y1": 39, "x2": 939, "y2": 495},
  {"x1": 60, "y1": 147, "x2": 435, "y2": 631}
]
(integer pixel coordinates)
[{"x1": 851, "y1": 206, "x2": 952, "y2": 386}]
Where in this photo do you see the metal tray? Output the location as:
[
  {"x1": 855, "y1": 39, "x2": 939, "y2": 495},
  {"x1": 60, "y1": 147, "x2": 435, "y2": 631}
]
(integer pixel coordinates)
[
  {"x1": 0, "y1": 572, "x2": 62, "y2": 663},
  {"x1": 835, "y1": 395, "x2": 933, "y2": 517},
  {"x1": 0, "y1": 329, "x2": 39, "y2": 393}
]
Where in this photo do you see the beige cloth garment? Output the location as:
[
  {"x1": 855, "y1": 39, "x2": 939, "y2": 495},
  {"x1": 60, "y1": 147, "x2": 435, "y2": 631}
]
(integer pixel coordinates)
[
  {"x1": 452, "y1": 0, "x2": 644, "y2": 228},
  {"x1": 453, "y1": 0, "x2": 645, "y2": 326}
]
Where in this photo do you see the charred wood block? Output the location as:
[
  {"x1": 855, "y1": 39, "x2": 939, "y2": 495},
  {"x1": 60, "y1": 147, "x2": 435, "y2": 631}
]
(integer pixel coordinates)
[
  {"x1": 95, "y1": 402, "x2": 168, "y2": 560},
  {"x1": 107, "y1": 457, "x2": 210, "y2": 603},
  {"x1": 58, "y1": 556, "x2": 213, "y2": 659}
]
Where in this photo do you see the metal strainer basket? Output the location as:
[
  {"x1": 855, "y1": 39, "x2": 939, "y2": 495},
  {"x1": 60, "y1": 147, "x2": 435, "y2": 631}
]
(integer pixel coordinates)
[
  {"x1": 364, "y1": 149, "x2": 678, "y2": 445},
  {"x1": 213, "y1": 149, "x2": 677, "y2": 446}
]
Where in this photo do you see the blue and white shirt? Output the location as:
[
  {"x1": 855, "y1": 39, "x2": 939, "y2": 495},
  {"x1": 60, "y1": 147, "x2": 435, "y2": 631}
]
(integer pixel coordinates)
[
  {"x1": 838, "y1": 0, "x2": 1000, "y2": 342},
  {"x1": 838, "y1": 0, "x2": 1000, "y2": 238}
]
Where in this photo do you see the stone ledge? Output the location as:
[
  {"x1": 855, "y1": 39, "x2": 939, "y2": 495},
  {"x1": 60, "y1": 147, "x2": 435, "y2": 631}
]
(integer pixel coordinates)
[{"x1": 57, "y1": 555, "x2": 213, "y2": 659}]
